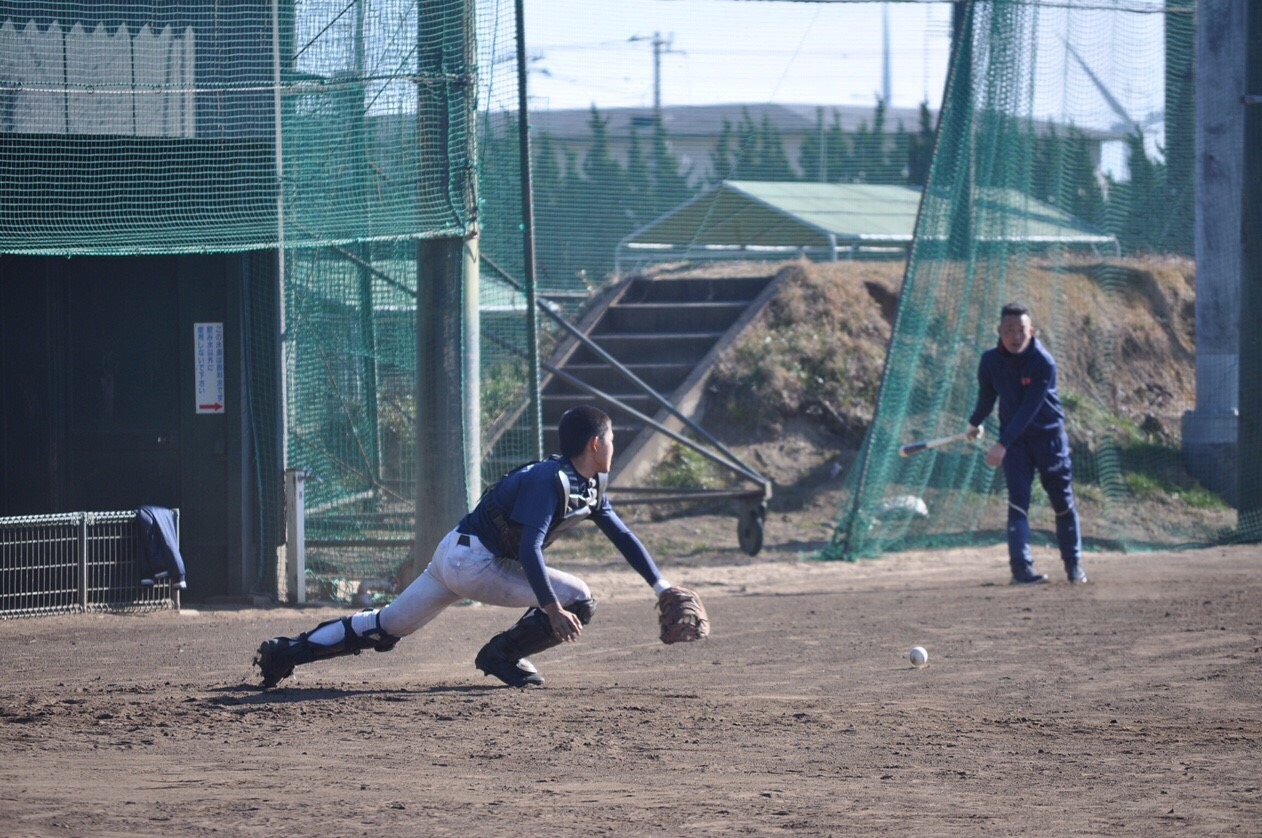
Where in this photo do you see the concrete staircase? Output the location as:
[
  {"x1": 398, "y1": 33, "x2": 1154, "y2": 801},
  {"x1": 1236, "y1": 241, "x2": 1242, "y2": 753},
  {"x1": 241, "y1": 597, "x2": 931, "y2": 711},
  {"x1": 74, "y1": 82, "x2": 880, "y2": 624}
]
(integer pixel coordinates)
[{"x1": 539, "y1": 270, "x2": 790, "y2": 486}]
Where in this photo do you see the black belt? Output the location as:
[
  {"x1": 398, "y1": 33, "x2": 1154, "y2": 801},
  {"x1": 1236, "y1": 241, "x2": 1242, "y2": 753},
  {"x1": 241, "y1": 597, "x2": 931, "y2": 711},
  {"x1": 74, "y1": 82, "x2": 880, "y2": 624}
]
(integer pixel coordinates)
[{"x1": 457, "y1": 533, "x2": 471, "y2": 547}]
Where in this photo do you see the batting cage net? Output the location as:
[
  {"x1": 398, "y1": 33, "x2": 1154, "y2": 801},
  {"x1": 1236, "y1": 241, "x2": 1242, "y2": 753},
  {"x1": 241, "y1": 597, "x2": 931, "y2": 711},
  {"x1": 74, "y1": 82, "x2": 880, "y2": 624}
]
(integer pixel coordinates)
[
  {"x1": 1, "y1": 1, "x2": 1250, "y2": 596},
  {"x1": 823, "y1": 0, "x2": 1257, "y2": 559},
  {"x1": 0, "y1": 0, "x2": 539, "y2": 596}
]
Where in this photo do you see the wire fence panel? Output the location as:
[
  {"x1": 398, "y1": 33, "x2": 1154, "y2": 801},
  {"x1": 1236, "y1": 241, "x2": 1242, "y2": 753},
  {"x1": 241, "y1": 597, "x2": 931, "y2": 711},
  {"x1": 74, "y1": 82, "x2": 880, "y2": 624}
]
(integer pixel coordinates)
[{"x1": 0, "y1": 511, "x2": 180, "y2": 619}]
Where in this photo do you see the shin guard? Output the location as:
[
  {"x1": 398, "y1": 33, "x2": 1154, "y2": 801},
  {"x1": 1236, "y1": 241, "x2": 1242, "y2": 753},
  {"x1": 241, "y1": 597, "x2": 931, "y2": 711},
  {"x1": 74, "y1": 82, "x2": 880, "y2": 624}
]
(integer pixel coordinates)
[
  {"x1": 474, "y1": 599, "x2": 597, "y2": 688},
  {"x1": 254, "y1": 610, "x2": 399, "y2": 688}
]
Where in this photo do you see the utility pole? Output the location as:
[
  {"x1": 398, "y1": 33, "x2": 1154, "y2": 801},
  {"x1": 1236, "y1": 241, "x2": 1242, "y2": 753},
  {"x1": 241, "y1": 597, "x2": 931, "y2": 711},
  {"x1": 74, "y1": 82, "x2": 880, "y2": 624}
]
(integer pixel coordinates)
[
  {"x1": 882, "y1": 4, "x2": 892, "y2": 106},
  {"x1": 629, "y1": 32, "x2": 683, "y2": 118},
  {"x1": 1239, "y1": 0, "x2": 1261, "y2": 532}
]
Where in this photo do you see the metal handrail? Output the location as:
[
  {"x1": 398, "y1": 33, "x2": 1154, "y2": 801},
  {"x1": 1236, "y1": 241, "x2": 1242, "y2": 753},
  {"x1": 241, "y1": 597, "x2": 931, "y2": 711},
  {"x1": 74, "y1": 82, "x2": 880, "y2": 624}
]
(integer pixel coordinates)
[{"x1": 481, "y1": 255, "x2": 769, "y2": 491}]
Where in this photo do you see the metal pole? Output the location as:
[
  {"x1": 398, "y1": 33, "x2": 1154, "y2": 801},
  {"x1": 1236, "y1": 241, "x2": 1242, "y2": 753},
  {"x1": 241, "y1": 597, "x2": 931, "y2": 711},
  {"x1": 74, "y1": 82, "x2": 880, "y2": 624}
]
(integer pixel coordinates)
[
  {"x1": 463, "y1": 235, "x2": 482, "y2": 501},
  {"x1": 285, "y1": 469, "x2": 306, "y2": 603},
  {"x1": 1239, "y1": 1, "x2": 1262, "y2": 533},
  {"x1": 78, "y1": 513, "x2": 88, "y2": 611},
  {"x1": 653, "y1": 32, "x2": 662, "y2": 116},
  {"x1": 515, "y1": 0, "x2": 543, "y2": 459},
  {"x1": 353, "y1": 0, "x2": 381, "y2": 488},
  {"x1": 415, "y1": 0, "x2": 479, "y2": 568},
  {"x1": 818, "y1": 106, "x2": 826, "y2": 182},
  {"x1": 272, "y1": 0, "x2": 289, "y2": 470}
]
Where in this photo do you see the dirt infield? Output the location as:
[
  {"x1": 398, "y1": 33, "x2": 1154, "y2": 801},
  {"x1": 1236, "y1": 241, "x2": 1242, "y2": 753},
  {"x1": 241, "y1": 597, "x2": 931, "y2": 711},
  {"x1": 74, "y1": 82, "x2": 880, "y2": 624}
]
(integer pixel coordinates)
[{"x1": 1, "y1": 538, "x2": 1259, "y2": 836}]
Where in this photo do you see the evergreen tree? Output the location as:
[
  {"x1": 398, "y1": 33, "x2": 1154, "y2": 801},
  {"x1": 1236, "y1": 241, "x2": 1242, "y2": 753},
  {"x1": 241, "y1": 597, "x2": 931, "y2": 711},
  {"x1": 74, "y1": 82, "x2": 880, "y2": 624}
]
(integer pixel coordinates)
[
  {"x1": 567, "y1": 106, "x2": 628, "y2": 280},
  {"x1": 533, "y1": 131, "x2": 561, "y2": 198},
  {"x1": 870, "y1": 99, "x2": 899, "y2": 183},
  {"x1": 1119, "y1": 129, "x2": 1161, "y2": 253},
  {"x1": 757, "y1": 114, "x2": 795, "y2": 180},
  {"x1": 851, "y1": 119, "x2": 874, "y2": 183},
  {"x1": 1030, "y1": 124, "x2": 1058, "y2": 205},
  {"x1": 529, "y1": 131, "x2": 569, "y2": 286},
  {"x1": 582, "y1": 105, "x2": 624, "y2": 192},
  {"x1": 624, "y1": 127, "x2": 654, "y2": 226},
  {"x1": 650, "y1": 113, "x2": 692, "y2": 209},
  {"x1": 799, "y1": 107, "x2": 826, "y2": 183},
  {"x1": 890, "y1": 121, "x2": 910, "y2": 184},
  {"x1": 1163, "y1": 0, "x2": 1194, "y2": 255},
  {"x1": 477, "y1": 122, "x2": 524, "y2": 277},
  {"x1": 1067, "y1": 127, "x2": 1106, "y2": 229},
  {"x1": 906, "y1": 101, "x2": 935, "y2": 187},
  {"x1": 710, "y1": 118, "x2": 735, "y2": 184},
  {"x1": 825, "y1": 110, "x2": 851, "y2": 182},
  {"x1": 735, "y1": 108, "x2": 759, "y2": 179}
]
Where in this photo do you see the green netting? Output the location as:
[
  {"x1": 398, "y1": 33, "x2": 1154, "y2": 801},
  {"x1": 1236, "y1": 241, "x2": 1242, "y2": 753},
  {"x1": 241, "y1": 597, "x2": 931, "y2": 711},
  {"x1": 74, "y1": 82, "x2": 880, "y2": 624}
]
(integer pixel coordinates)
[
  {"x1": 3, "y1": 1, "x2": 1255, "y2": 598},
  {"x1": 0, "y1": 1, "x2": 473, "y2": 254},
  {"x1": 1, "y1": 1, "x2": 536, "y2": 597},
  {"x1": 826, "y1": 0, "x2": 1255, "y2": 559}
]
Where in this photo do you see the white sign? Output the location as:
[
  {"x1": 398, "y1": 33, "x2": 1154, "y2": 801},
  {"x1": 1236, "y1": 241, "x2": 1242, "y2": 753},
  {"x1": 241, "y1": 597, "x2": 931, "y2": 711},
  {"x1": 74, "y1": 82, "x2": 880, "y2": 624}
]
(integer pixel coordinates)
[{"x1": 194, "y1": 322, "x2": 225, "y2": 414}]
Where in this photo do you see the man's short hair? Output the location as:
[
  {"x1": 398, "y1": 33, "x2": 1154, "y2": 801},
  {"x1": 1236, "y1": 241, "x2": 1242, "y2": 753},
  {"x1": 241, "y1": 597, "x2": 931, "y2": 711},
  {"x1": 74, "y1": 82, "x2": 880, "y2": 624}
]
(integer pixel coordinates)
[
  {"x1": 1000, "y1": 302, "x2": 1030, "y2": 320},
  {"x1": 558, "y1": 406, "x2": 611, "y2": 457}
]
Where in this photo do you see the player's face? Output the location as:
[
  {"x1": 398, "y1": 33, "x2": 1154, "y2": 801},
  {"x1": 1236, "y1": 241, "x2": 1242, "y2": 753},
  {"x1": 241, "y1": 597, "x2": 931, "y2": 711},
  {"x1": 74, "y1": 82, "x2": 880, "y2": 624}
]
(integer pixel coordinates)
[
  {"x1": 592, "y1": 426, "x2": 614, "y2": 473},
  {"x1": 998, "y1": 314, "x2": 1034, "y2": 354}
]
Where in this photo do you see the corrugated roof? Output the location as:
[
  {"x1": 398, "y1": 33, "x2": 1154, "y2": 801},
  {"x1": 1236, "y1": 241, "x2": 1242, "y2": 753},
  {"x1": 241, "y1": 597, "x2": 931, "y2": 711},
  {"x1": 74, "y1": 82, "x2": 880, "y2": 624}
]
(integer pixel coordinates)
[
  {"x1": 625, "y1": 182, "x2": 921, "y2": 249},
  {"x1": 619, "y1": 180, "x2": 1116, "y2": 260}
]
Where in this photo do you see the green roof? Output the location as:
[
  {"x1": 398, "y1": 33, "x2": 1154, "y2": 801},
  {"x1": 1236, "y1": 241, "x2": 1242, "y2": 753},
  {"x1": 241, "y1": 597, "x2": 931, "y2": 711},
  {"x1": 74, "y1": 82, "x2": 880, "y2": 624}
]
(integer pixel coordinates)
[{"x1": 617, "y1": 180, "x2": 1116, "y2": 267}]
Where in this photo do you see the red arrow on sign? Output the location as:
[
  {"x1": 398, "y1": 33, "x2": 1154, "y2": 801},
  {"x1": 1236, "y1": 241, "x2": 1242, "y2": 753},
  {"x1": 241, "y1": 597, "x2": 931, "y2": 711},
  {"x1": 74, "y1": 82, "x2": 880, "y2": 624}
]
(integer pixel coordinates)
[{"x1": 199, "y1": 403, "x2": 224, "y2": 411}]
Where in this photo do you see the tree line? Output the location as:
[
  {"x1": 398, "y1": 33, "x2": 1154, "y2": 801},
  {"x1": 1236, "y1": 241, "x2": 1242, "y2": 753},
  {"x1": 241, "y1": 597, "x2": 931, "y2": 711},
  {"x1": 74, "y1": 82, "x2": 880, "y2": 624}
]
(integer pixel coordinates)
[{"x1": 478, "y1": 101, "x2": 1186, "y2": 290}]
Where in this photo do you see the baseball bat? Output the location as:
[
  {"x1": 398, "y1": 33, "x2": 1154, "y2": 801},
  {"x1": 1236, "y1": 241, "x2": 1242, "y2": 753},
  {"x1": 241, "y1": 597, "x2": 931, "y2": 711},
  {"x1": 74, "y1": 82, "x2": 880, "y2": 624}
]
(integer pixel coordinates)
[{"x1": 898, "y1": 428, "x2": 980, "y2": 458}]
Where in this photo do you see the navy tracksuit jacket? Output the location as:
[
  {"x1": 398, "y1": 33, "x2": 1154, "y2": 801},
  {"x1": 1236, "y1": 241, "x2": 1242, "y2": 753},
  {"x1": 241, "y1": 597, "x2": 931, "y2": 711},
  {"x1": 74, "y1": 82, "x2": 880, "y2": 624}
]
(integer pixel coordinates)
[{"x1": 969, "y1": 337, "x2": 1081, "y2": 571}]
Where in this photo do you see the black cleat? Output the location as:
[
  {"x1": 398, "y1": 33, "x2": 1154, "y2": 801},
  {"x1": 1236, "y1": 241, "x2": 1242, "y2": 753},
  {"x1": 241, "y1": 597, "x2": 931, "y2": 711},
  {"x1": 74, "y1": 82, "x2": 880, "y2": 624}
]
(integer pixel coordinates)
[
  {"x1": 475, "y1": 643, "x2": 545, "y2": 688},
  {"x1": 1066, "y1": 565, "x2": 1089, "y2": 584},
  {"x1": 1009, "y1": 572, "x2": 1049, "y2": 586},
  {"x1": 254, "y1": 637, "x2": 297, "y2": 689}
]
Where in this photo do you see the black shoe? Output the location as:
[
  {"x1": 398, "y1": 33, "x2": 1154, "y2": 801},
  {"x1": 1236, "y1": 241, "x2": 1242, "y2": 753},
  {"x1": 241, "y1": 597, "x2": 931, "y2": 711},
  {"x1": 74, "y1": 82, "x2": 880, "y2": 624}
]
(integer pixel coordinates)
[
  {"x1": 1009, "y1": 572, "x2": 1049, "y2": 586},
  {"x1": 254, "y1": 637, "x2": 297, "y2": 688},
  {"x1": 1066, "y1": 565, "x2": 1088, "y2": 584},
  {"x1": 475, "y1": 643, "x2": 545, "y2": 688}
]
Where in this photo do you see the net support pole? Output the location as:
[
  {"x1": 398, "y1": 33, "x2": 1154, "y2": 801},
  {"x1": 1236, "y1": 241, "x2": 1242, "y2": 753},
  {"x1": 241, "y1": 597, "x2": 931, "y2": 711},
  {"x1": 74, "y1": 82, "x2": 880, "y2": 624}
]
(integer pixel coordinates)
[
  {"x1": 515, "y1": 0, "x2": 544, "y2": 460},
  {"x1": 353, "y1": 0, "x2": 381, "y2": 489},
  {"x1": 1183, "y1": 0, "x2": 1246, "y2": 503},
  {"x1": 1238, "y1": 1, "x2": 1262, "y2": 532},
  {"x1": 414, "y1": 0, "x2": 480, "y2": 571},
  {"x1": 272, "y1": 0, "x2": 289, "y2": 472},
  {"x1": 284, "y1": 468, "x2": 307, "y2": 604}
]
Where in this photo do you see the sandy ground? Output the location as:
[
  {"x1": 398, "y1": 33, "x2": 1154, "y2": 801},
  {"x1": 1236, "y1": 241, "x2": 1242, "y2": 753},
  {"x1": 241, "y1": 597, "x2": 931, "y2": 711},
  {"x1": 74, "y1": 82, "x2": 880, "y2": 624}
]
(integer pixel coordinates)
[{"x1": 0, "y1": 534, "x2": 1259, "y2": 837}]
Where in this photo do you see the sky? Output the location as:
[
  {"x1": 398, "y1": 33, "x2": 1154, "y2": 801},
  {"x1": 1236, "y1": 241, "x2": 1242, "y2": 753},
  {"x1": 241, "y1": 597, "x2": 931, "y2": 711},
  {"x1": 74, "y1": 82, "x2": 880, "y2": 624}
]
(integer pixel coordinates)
[
  {"x1": 518, "y1": 0, "x2": 955, "y2": 113},
  {"x1": 506, "y1": 0, "x2": 1171, "y2": 173}
]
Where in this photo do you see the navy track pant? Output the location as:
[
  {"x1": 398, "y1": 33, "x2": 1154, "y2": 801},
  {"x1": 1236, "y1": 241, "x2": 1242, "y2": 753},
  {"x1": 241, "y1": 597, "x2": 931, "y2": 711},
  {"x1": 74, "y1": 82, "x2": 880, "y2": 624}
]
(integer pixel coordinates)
[{"x1": 1002, "y1": 430, "x2": 1081, "y2": 572}]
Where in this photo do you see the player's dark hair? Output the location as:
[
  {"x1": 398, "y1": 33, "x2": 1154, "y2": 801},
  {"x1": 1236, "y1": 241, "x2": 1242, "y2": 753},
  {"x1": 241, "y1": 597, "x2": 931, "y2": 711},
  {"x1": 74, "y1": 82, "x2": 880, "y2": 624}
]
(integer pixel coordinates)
[
  {"x1": 1000, "y1": 302, "x2": 1030, "y2": 320},
  {"x1": 558, "y1": 406, "x2": 611, "y2": 457}
]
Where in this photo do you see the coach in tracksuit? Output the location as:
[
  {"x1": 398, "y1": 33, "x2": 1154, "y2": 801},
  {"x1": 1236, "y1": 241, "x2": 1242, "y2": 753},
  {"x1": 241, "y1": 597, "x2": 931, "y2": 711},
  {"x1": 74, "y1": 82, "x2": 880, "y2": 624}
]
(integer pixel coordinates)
[{"x1": 966, "y1": 302, "x2": 1087, "y2": 585}]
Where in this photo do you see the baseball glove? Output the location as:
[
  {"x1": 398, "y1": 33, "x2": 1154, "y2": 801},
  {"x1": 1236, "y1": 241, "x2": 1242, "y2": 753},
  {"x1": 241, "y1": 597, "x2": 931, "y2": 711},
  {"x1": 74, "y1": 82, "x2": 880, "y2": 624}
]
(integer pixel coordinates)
[{"x1": 656, "y1": 586, "x2": 710, "y2": 644}]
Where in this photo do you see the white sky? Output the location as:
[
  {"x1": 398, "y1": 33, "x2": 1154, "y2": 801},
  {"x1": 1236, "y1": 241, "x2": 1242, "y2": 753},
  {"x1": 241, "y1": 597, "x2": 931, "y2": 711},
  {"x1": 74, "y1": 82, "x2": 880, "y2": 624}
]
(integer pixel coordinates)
[
  {"x1": 520, "y1": 0, "x2": 955, "y2": 112},
  {"x1": 509, "y1": 0, "x2": 1172, "y2": 176},
  {"x1": 517, "y1": 1, "x2": 1167, "y2": 139}
]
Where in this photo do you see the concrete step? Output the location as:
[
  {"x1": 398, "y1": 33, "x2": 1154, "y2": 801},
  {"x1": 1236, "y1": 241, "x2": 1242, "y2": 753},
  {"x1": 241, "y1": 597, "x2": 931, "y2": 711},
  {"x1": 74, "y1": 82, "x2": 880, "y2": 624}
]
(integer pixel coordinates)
[
  {"x1": 542, "y1": 391, "x2": 658, "y2": 420},
  {"x1": 569, "y1": 332, "x2": 724, "y2": 365},
  {"x1": 620, "y1": 275, "x2": 771, "y2": 304},
  {"x1": 544, "y1": 362, "x2": 693, "y2": 395},
  {"x1": 595, "y1": 301, "x2": 747, "y2": 334}
]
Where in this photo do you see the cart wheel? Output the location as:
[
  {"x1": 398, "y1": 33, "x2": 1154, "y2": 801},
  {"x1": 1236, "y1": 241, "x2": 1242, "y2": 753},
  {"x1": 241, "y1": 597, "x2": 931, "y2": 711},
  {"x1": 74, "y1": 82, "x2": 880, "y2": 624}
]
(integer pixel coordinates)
[{"x1": 737, "y1": 504, "x2": 765, "y2": 556}]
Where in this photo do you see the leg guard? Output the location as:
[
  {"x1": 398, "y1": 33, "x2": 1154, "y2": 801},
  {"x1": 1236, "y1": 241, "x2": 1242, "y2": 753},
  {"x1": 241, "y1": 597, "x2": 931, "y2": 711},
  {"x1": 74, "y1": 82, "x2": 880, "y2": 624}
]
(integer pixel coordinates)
[
  {"x1": 473, "y1": 599, "x2": 596, "y2": 688},
  {"x1": 254, "y1": 610, "x2": 399, "y2": 689},
  {"x1": 568, "y1": 597, "x2": 597, "y2": 625},
  {"x1": 475, "y1": 608, "x2": 556, "y2": 688}
]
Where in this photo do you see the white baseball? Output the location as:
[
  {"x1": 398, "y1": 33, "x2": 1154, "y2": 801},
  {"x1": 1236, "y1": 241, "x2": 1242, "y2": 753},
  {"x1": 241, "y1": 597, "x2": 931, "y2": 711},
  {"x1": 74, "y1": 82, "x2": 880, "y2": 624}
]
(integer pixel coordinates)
[{"x1": 909, "y1": 646, "x2": 929, "y2": 667}]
